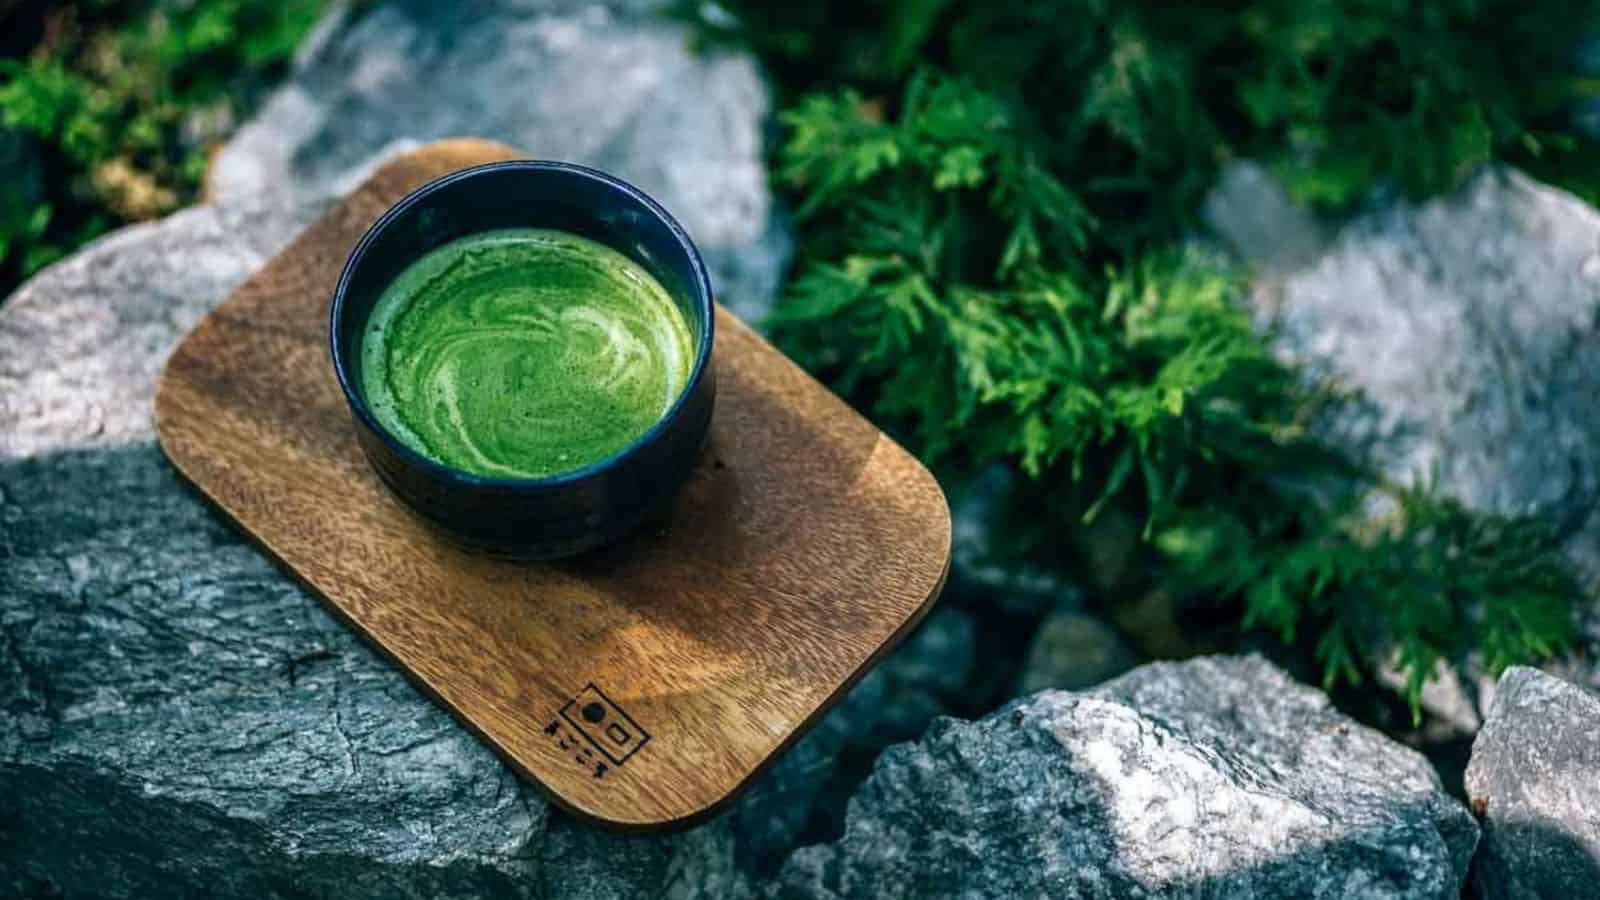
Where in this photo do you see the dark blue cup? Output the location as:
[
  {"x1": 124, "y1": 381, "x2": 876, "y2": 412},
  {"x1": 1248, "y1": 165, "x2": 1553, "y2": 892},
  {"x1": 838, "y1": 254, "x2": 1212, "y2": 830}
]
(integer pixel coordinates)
[{"x1": 329, "y1": 160, "x2": 716, "y2": 558}]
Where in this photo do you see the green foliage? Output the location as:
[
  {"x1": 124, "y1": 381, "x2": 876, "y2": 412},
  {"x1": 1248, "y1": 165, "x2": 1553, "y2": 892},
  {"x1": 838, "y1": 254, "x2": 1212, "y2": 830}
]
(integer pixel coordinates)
[
  {"x1": 1161, "y1": 482, "x2": 1581, "y2": 710},
  {"x1": 705, "y1": 0, "x2": 1597, "y2": 717},
  {"x1": 0, "y1": 0, "x2": 334, "y2": 291},
  {"x1": 709, "y1": 0, "x2": 1599, "y2": 212}
]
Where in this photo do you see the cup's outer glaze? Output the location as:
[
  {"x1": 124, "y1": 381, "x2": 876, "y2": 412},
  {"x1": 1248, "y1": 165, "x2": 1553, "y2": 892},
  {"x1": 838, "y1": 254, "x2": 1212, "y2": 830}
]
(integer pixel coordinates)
[{"x1": 329, "y1": 160, "x2": 716, "y2": 558}]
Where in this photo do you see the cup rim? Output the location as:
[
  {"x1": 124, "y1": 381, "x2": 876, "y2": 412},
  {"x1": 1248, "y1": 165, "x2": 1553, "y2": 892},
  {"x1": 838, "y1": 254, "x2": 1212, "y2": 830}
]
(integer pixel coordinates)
[{"x1": 328, "y1": 158, "x2": 716, "y2": 491}]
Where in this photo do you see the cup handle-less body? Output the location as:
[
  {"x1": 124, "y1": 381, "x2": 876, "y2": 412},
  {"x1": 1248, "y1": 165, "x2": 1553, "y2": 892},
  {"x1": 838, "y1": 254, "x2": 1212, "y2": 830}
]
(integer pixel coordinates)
[{"x1": 328, "y1": 161, "x2": 717, "y2": 559}]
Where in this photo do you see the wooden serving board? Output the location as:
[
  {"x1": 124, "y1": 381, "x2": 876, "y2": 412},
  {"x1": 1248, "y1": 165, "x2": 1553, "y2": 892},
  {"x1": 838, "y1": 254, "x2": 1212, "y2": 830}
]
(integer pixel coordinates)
[{"x1": 153, "y1": 139, "x2": 951, "y2": 830}]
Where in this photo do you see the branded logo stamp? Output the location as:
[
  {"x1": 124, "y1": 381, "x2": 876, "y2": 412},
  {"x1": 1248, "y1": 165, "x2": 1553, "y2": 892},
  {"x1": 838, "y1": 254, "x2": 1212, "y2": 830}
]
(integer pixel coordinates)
[{"x1": 544, "y1": 683, "x2": 651, "y2": 780}]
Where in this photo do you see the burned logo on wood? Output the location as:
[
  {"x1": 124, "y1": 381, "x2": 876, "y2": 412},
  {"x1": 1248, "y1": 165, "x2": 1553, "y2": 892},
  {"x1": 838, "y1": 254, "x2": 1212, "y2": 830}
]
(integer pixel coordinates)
[{"x1": 545, "y1": 683, "x2": 652, "y2": 780}]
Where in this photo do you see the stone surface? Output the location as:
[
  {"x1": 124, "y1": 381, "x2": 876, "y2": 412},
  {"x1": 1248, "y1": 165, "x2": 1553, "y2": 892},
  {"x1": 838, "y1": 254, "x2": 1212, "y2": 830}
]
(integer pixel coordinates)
[
  {"x1": 0, "y1": 442, "x2": 548, "y2": 898},
  {"x1": 209, "y1": 0, "x2": 789, "y2": 322},
  {"x1": 0, "y1": 196, "x2": 323, "y2": 460},
  {"x1": 1465, "y1": 667, "x2": 1600, "y2": 900},
  {"x1": 1208, "y1": 164, "x2": 1600, "y2": 588},
  {"x1": 946, "y1": 465, "x2": 1081, "y2": 616},
  {"x1": 775, "y1": 656, "x2": 1478, "y2": 900},
  {"x1": 1207, "y1": 163, "x2": 1600, "y2": 720},
  {"x1": 1018, "y1": 608, "x2": 1136, "y2": 694},
  {"x1": 1202, "y1": 161, "x2": 1329, "y2": 273},
  {"x1": 853, "y1": 606, "x2": 977, "y2": 746}
]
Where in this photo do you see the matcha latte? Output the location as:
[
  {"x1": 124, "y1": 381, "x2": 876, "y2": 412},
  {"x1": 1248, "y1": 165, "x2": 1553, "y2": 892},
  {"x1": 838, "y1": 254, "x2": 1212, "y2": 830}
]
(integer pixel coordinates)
[{"x1": 360, "y1": 228, "x2": 695, "y2": 479}]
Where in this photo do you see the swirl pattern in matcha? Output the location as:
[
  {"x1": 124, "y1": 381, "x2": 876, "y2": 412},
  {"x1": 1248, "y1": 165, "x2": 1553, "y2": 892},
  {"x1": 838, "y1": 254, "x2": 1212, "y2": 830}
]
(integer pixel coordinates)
[{"x1": 360, "y1": 228, "x2": 694, "y2": 479}]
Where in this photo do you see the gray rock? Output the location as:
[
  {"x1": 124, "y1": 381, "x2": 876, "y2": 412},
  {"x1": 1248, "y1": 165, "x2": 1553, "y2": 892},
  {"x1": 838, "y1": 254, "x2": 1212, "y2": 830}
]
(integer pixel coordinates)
[
  {"x1": 1018, "y1": 608, "x2": 1136, "y2": 694},
  {"x1": 1465, "y1": 667, "x2": 1600, "y2": 900},
  {"x1": 0, "y1": 430, "x2": 970, "y2": 896},
  {"x1": 1575, "y1": 39, "x2": 1600, "y2": 142},
  {"x1": 1208, "y1": 164, "x2": 1600, "y2": 587},
  {"x1": 0, "y1": 443, "x2": 548, "y2": 898},
  {"x1": 775, "y1": 656, "x2": 1478, "y2": 900},
  {"x1": 0, "y1": 196, "x2": 322, "y2": 460},
  {"x1": 0, "y1": 185, "x2": 560, "y2": 896},
  {"x1": 849, "y1": 605, "x2": 977, "y2": 746},
  {"x1": 1208, "y1": 163, "x2": 1600, "y2": 720},
  {"x1": 209, "y1": 0, "x2": 789, "y2": 322},
  {"x1": 1203, "y1": 161, "x2": 1329, "y2": 273},
  {"x1": 947, "y1": 465, "x2": 1080, "y2": 615},
  {"x1": 1381, "y1": 657, "x2": 1493, "y2": 738}
]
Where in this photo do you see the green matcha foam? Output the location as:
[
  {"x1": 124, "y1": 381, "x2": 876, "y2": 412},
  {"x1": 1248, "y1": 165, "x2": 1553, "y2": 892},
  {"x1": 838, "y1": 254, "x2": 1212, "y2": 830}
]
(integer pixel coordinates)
[{"x1": 360, "y1": 228, "x2": 694, "y2": 479}]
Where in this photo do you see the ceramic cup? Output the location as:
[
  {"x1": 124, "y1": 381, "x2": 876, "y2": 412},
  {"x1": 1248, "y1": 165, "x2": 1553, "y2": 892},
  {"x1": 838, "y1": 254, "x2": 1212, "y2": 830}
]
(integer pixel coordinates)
[{"x1": 329, "y1": 160, "x2": 716, "y2": 558}]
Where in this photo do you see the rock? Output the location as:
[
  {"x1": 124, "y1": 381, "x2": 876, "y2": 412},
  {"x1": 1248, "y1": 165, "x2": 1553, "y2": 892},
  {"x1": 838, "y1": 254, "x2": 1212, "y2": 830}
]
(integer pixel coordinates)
[
  {"x1": 1465, "y1": 667, "x2": 1600, "y2": 900},
  {"x1": 850, "y1": 605, "x2": 977, "y2": 746},
  {"x1": 0, "y1": 440, "x2": 965, "y2": 896},
  {"x1": 1104, "y1": 587, "x2": 1206, "y2": 661},
  {"x1": 0, "y1": 442, "x2": 549, "y2": 898},
  {"x1": 1075, "y1": 504, "x2": 1144, "y2": 594},
  {"x1": 1576, "y1": 39, "x2": 1600, "y2": 141},
  {"x1": 1208, "y1": 164, "x2": 1600, "y2": 588},
  {"x1": 0, "y1": 196, "x2": 322, "y2": 460},
  {"x1": 1203, "y1": 161, "x2": 1329, "y2": 273},
  {"x1": 208, "y1": 0, "x2": 788, "y2": 322},
  {"x1": 1382, "y1": 657, "x2": 1494, "y2": 738},
  {"x1": 1207, "y1": 163, "x2": 1600, "y2": 719},
  {"x1": 947, "y1": 465, "x2": 1080, "y2": 616},
  {"x1": 775, "y1": 656, "x2": 1478, "y2": 900},
  {"x1": 1018, "y1": 608, "x2": 1136, "y2": 694}
]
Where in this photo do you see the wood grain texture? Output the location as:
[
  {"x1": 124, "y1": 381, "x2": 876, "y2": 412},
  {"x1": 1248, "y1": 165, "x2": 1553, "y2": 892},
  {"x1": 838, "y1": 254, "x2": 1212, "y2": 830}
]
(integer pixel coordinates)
[{"x1": 153, "y1": 139, "x2": 951, "y2": 830}]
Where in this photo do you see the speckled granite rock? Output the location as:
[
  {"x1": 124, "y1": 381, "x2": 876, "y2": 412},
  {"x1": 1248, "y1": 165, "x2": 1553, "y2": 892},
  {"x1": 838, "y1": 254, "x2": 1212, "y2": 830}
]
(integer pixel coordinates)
[
  {"x1": 773, "y1": 656, "x2": 1477, "y2": 900},
  {"x1": 1465, "y1": 667, "x2": 1600, "y2": 900},
  {"x1": 0, "y1": 442, "x2": 548, "y2": 898},
  {"x1": 209, "y1": 0, "x2": 789, "y2": 322},
  {"x1": 0, "y1": 197, "x2": 323, "y2": 461},
  {"x1": 1206, "y1": 163, "x2": 1600, "y2": 723},
  {"x1": 1207, "y1": 164, "x2": 1600, "y2": 588}
]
